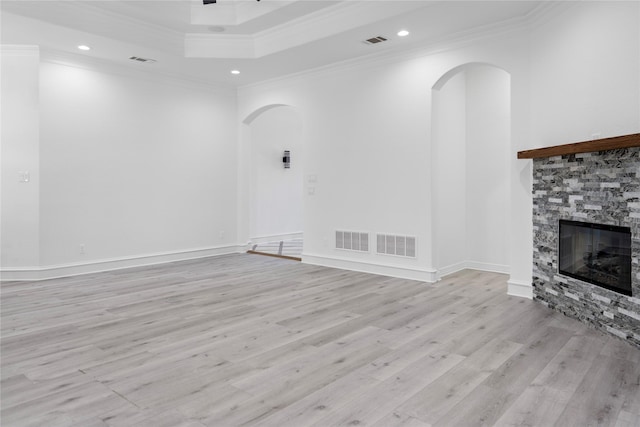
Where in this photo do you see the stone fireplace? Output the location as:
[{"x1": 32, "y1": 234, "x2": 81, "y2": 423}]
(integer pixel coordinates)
[{"x1": 520, "y1": 135, "x2": 640, "y2": 349}]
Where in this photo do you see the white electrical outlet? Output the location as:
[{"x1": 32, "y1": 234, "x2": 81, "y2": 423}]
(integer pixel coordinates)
[
  {"x1": 80, "y1": 244, "x2": 85, "y2": 255},
  {"x1": 219, "y1": 231, "x2": 225, "y2": 239},
  {"x1": 18, "y1": 171, "x2": 30, "y2": 183}
]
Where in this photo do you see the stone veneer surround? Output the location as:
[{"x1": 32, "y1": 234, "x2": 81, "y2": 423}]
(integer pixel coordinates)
[{"x1": 532, "y1": 147, "x2": 640, "y2": 348}]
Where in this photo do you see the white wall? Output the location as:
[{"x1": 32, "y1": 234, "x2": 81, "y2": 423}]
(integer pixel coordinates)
[
  {"x1": 466, "y1": 65, "x2": 510, "y2": 271},
  {"x1": 1, "y1": 46, "x2": 41, "y2": 270},
  {"x1": 504, "y1": 0, "x2": 640, "y2": 297},
  {"x1": 295, "y1": 61, "x2": 434, "y2": 278},
  {"x1": 37, "y1": 60, "x2": 238, "y2": 268},
  {"x1": 432, "y1": 71, "x2": 467, "y2": 272},
  {"x1": 238, "y1": 30, "x2": 531, "y2": 282},
  {"x1": 228, "y1": 0, "x2": 639, "y2": 292},
  {"x1": 3, "y1": 1, "x2": 638, "y2": 288},
  {"x1": 530, "y1": 1, "x2": 640, "y2": 145},
  {"x1": 239, "y1": 1, "x2": 639, "y2": 286},
  {"x1": 431, "y1": 65, "x2": 510, "y2": 276},
  {"x1": 248, "y1": 106, "x2": 303, "y2": 240},
  {"x1": 1, "y1": 51, "x2": 240, "y2": 279}
]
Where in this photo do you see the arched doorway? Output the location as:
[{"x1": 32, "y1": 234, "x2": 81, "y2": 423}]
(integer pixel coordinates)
[
  {"x1": 243, "y1": 105, "x2": 304, "y2": 259},
  {"x1": 431, "y1": 63, "x2": 511, "y2": 277}
]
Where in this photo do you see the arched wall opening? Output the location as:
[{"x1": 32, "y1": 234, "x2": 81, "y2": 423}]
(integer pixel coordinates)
[
  {"x1": 431, "y1": 63, "x2": 511, "y2": 277},
  {"x1": 242, "y1": 104, "x2": 304, "y2": 245}
]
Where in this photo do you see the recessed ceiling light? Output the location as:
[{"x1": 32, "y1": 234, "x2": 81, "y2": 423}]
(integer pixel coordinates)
[
  {"x1": 397, "y1": 30, "x2": 410, "y2": 37},
  {"x1": 231, "y1": 70, "x2": 240, "y2": 75},
  {"x1": 77, "y1": 45, "x2": 91, "y2": 51},
  {"x1": 208, "y1": 26, "x2": 226, "y2": 33}
]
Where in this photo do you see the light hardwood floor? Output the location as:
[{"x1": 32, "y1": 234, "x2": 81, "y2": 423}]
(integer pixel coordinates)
[{"x1": 1, "y1": 254, "x2": 639, "y2": 427}]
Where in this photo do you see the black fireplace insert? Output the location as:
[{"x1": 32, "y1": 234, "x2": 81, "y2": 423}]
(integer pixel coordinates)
[{"x1": 558, "y1": 220, "x2": 632, "y2": 296}]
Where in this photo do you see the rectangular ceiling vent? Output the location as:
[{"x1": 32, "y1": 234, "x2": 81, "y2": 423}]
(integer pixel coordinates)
[
  {"x1": 377, "y1": 234, "x2": 416, "y2": 258},
  {"x1": 363, "y1": 36, "x2": 388, "y2": 45},
  {"x1": 129, "y1": 56, "x2": 157, "y2": 64},
  {"x1": 336, "y1": 230, "x2": 369, "y2": 252}
]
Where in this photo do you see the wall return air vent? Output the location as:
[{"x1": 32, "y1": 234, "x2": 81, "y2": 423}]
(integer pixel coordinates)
[
  {"x1": 363, "y1": 36, "x2": 388, "y2": 45},
  {"x1": 336, "y1": 231, "x2": 369, "y2": 252},
  {"x1": 377, "y1": 234, "x2": 416, "y2": 258}
]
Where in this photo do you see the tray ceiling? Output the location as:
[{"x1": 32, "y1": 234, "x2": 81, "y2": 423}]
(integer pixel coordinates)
[{"x1": 1, "y1": 0, "x2": 545, "y2": 86}]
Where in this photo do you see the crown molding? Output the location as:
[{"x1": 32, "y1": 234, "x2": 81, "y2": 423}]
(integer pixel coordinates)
[
  {"x1": 237, "y1": 2, "x2": 582, "y2": 91},
  {"x1": 191, "y1": 0, "x2": 295, "y2": 27},
  {"x1": 39, "y1": 48, "x2": 236, "y2": 95},
  {"x1": 239, "y1": 9, "x2": 532, "y2": 92},
  {"x1": 0, "y1": 45, "x2": 40, "y2": 56},
  {"x1": 69, "y1": 1, "x2": 184, "y2": 54},
  {"x1": 525, "y1": 0, "x2": 576, "y2": 29},
  {"x1": 254, "y1": 1, "x2": 426, "y2": 57}
]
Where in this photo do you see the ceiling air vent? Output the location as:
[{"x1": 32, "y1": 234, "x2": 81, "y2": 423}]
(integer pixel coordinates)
[
  {"x1": 363, "y1": 36, "x2": 388, "y2": 45},
  {"x1": 129, "y1": 56, "x2": 156, "y2": 64}
]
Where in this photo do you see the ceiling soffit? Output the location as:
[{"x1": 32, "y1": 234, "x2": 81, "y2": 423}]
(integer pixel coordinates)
[
  {"x1": 190, "y1": 0, "x2": 298, "y2": 27},
  {"x1": 186, "y1": 1, "x2": 430, "y2": 58}
]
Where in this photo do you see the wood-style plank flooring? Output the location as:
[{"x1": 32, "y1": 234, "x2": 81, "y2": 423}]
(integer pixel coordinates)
[{"x1": 1, "y1": 254, "x2": 639, "y2": 426}]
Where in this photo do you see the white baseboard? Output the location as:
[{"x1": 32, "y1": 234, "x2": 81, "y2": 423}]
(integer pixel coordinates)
[
  {"x1": 436, "y1": 261, "x2": 468, "y2": 279},
  {"x1": 507, "y1": 279, "x2": 533, "y2": 299},
  {"x1": 2, "y1": 246, "x2": 533, "y2": 302},
  {"x1": 248, "y1": 232, "x2": 303, "y2": 245},
  {"x1": 0, "y1": 245, "x2": 244, "y2": 282},
  {"x1": 437, "y1": 261, "x2": 510, "y2": 280},
  {"x1": 465, "y1": 261, "x2": 510, "y2": 275},
  {"x1": 302, "y1": 253, "x2": 438, "y2": 283}
]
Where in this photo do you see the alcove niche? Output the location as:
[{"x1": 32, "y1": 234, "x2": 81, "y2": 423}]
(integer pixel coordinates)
[{"x1": 431, "y1": 63, "x2": 511, "y2": 277}]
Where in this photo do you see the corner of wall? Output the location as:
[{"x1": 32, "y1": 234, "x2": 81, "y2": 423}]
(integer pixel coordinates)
[{"x1": 507, "y1": 278, "x2": 533, "y2": 299}]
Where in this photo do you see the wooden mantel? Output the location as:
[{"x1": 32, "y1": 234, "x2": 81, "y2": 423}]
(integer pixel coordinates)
[{"x1": 517, "y1": 133, "x2": 640, "y2": 159}]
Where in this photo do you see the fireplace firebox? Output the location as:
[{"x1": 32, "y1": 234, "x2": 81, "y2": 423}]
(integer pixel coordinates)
[{"x1": 558, "y1": 220, "x2": 632, "y2": 296}]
